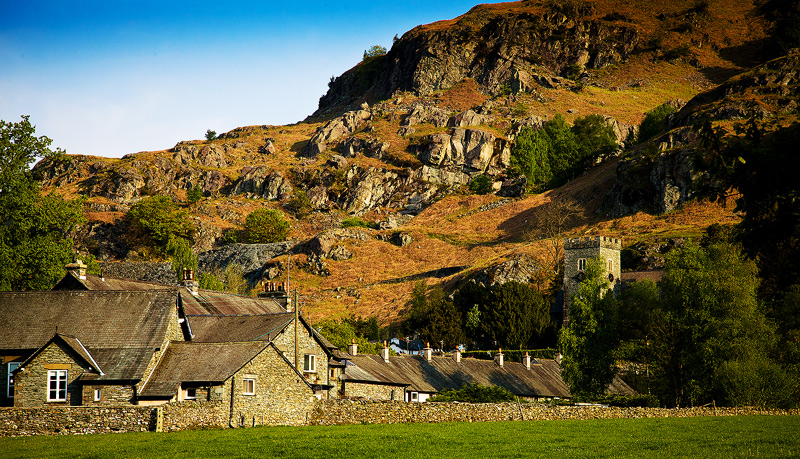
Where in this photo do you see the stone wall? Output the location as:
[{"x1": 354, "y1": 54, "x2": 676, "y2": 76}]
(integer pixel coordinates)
[
  {"x1": 343, "y1": 381, "x2": 404, "y2": 401},
  {"x1": 0, "y1": 406, "x2": 154, "y2": 436},
  {"x1": 160, "y1": 401, "x2": 226, "y2": 432},
  {"x1": 309, "y1": 400, "x2": 800, "y2": 425}
]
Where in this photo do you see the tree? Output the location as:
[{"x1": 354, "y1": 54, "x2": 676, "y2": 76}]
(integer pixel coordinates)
[
  {"x1": 572, "y1": 114, "x2": 617, "y2": 162},
  {"x1": 468, "y1": 174, "x2": 493, "y2": 195},
  {"x1": 243, "y1": 208, "x2": 290, "y2": 244},
  {"x1": 363, "y1": 45, "x2": 387, "y2": 60},
  {"x1": 125, "y1": 195, "x2": 194, "y2": 253},
  {"x1": 652, "y1": 242, "x2": 780, "y2": 407},
  {"x1": 205, "y1": 129, "x2": 217, "y2": 141},
  {"x1": 482, "y1": 282, "x2": 548, "y2": 349},
  {"x1": 315, "y1": 318, "x2": 381, "y2": 354},
  {"x1": 286, "y1": 189, "x2": 312, "y2": 218},
  {"x1": 558, "y1": 257, "x2": 619, "y2": 398},
  {"x1": 0, "y1": 116, "x2": 85, "y2": 291},
  {"x1": 406, "y1": 281, "x2": 464, "y2": 349},
  {"x1": 166, "y1": 236, "x2": 197, "y2": 282}
]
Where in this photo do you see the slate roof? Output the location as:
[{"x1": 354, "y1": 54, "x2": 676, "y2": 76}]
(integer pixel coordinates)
[
  {"x1": 54, "y1": 271, "x2": 286, "y2": 315},
  {"x1": 0, "y1": 290, "x2": 175, "y2": 351},
  {"x1": 139, "y1": 341, "x2": 270, "y2": 397},
  {"x1": 343, "y1": 354, "x2": 634, "y2": 398},
  {"x1": 0, "y1": 290, "x2": 177, "y2": 381},
  {"x1": 188, "y1": 313, "x2": 294, "y2": 342}
]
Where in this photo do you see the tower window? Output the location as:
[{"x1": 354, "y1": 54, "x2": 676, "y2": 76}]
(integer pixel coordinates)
[
  {"x1": 608, "y1": 259, "x2": 613, "y2": 272},
  {"x1": 577, "y1": 258, "x2": 586, "y2": 271}
]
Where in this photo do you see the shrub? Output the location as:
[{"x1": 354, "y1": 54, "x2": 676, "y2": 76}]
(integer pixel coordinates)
[
  {"x1": 286, "y1": 190, "x2": 313, "y2": 218},
  {"x1": 428, "y1": 383, "x2": 515, "y2": 403},
  {"x1": 468, "y1": 174, "x2": 493, "y2": 195},
  {"x1": 637, "y1": 103, "x2": 677, "y2": 143},
  {"x1": 243, "y1": 208, "x2": 290, "y2": 244},
  {"x1": 341, "y1": 217, "x2": 376, "y2": 229},
  {"x1": 186, "y1": 184, "x2": 203, "y2": 204},
  {"x1": 166, "y1": 236, "x2": 197, "y2": 282}
]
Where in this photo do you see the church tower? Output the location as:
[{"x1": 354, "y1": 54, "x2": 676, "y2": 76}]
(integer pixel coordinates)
[{"x1": 562, "y1": 236, "x2": 621, "y2": 324}]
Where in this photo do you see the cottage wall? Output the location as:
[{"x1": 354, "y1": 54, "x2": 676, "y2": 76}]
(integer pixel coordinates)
[
  {"x1": 221, "y1": 346, "x2": 318, "y2": 426},
  {"x1": 13, "y1": 342, "x2": 93, "y2": 408},
  {"x1": 81, "y1": 385, "x2": 136, "y2": 406},
  {"x1": 343, "y1": 381, "x2": 403, "y2": 401},
  {"x1": 272, "y1": 320, "x2": 329, "y2": 389}
]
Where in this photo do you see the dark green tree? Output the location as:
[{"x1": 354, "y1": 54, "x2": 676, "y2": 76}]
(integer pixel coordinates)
[
  {"x1": 653, "y1": 242, "x2": 783, "y2": 407},
  {"x1": 243, "y1": 208, "x2": 290, "y2": 243},
  {"x1": 0, "y1": 116, "x2": 85, "y2": 291},
  {"x1": 482, "y1": 282, "x2": 548, "y2": 349},
  {"x1": 637, "y1": 103, "x2": 677, "y2": 143},
  {"x1": 468, "y1": 174, "x2": 493, "y2": 195},
  {"x1": 571, "y1": 114, "x2": 618, "y2": 161},
  {"x1": 166, "y1": 236, "x2": 197, "y2": 282},
  {"x1": 205, "y1": 129, "x2": 217, "y2": 141},
  {"x1": 558, "y1": 257, "x2": 619, "y2": 398},
  {"x1": 125, "y1": 195, "x2": 194, "y2": 253},
  {"x1": 186, "y1": 184, "x2": 203, "y2": 204}
]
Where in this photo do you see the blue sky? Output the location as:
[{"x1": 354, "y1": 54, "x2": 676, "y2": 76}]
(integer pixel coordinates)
[{"x1": 1, "y1": 1, "x2": 504, "y2": 158}]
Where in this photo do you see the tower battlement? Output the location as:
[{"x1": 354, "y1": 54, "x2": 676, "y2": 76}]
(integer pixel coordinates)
[{"x1": 563, "y1": 236, "x2": 622, "y2": 251}]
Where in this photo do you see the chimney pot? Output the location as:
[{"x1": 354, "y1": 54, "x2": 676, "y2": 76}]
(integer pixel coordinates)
[
  {"x1": 454, "y1": 347, "x2": 461, "y2": 363},
  {"x1": 495, "y1": 349, "x2": 504, "y2": 367},
  {"x1": 380, "y1": 341, "x2": 390, "y2": 362},
  {"x1": 522, "y1": 351, "x2": 531, "y2": 370}
]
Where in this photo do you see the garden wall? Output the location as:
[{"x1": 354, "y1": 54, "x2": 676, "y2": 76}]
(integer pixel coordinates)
[{"x1": 309, "y1": 400, "x2": 799, "y2": 425}]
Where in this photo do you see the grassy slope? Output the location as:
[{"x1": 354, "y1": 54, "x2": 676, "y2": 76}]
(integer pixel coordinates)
[
  {"x1": 47, "y1": 0, "x2": 767, "y2": 325},
  {"x1": 2, "y1": 416, "x2": 798, "y2": 458}
]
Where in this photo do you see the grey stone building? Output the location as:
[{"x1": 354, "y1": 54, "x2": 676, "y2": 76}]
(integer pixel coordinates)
[{"x1": 562, "y1": 236, "x2": 622, "y2": 324}]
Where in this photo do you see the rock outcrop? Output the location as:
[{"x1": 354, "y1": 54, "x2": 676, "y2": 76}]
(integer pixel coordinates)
[
  {"x1": 197, "y1": 242, "x2": 297, "y2": 281},
  {"x1": 232, "y1": 167, "x2": 292, "y2": 200},
  {"x1": 303, "y1": 109, "x2": 372, "y2": 156}
]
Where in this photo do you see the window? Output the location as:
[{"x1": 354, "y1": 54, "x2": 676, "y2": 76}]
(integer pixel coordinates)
[
  {"x1": 330, "y1": 368, "x2": 335, "y2": 379},
  {"x1": 242, "y1": 379, "x2": 255, "y2": 395},
  {"x1": 410, "y1": 391, "x2": 419, "y2": 402},
  {"x1": 577, "y1": 258, "x2": 586, "y2": 271},
  {"x1": 7, "y1": 363, "x2": 19, "y2": 398},
  {"x1": 185, "y1": 387, "x2": 196, "y2": 400},
  {"x1": 607, "y1": 259, "x2": 613, "y2": 272},
  {"x1": 48, "y1": 370, "x2": 67, "y2": 402},
  {"x1": 93, "y1": 388, "x2": 102, "y2": 401},
  {"x1": 303, "y1": 354, "x2": 316, "y2": 373}
]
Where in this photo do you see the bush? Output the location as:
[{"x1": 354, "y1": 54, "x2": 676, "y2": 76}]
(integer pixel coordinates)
[
  {"x1": 243, "y1": 208, "x2": 290, "y2": 244},
  {"x1": 166, "y1": 236, "x2": 197, "y2": 281},
  {"x1": 286, "y1": 190, "x2": 313, "y2": 218},
  {"x1": 468, "y1": 174, "x2": 493, "y2": 195},
  {"x1": 341, "y1": 217, "x2": 376, "y2": 229},
  {"x1": 187, "y1": 184, "x2": 203, "y2": 204},
  {"x1": 428, "y1": 383, "x2": 515, "y2": 403},
  {"x1": 638, "y1": 103, "x2": 677, "y2": 143}
]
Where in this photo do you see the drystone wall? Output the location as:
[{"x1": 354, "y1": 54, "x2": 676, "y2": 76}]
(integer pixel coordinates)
[
  {"x1": 309, "y1": 400, "x2": 799, "y2": 425},
  {"x1": 0, "y1": 406, "x2": 154, "y2": 436}
]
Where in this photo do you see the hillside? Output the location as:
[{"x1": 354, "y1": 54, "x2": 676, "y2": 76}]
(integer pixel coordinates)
[{"x1": 31, "y1": 0, "x2": 790, "y2": 326}]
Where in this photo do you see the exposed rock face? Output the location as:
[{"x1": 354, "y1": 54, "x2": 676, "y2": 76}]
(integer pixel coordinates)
[
  {"x1": 303, "y1": 228, "x2": 370, "y2": 259},
  {"x1": 233, "y1": 167, "x2": 292, "y2": 200},
  {"x1": 471, "y1": 253, "x2": 545, "y2": 288},
  {"x1": 339, "y1": 137, "x2": 390, "y2": 159},
  {"x1": 402, "y1": 104, "x2": 451, "y2": 127},
  {"x1": 449, "y1": 110, "x2": 495, "y2": 127},
  {"x1": 303, "y1": 109, "x2": 372, "y2": 156},
  {"x1": 101, "y1": 261, "x2": 177, "y2": 286},
  {"x1": 416, "y1": 128, "x2": 511, "y2": 179},
  {"x1": 197, "y1": 242, "x2": 296, "y2": 281},
  {"x1": 315, "y1": 5, "x2": 638, "y2": 114},
  {"x1": 172, "y1": 143, "x2": 229, "y2": 168}
]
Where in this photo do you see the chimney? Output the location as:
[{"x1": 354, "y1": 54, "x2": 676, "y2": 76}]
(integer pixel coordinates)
[
  {"x1": 555, "y1": 352, "x2": 563, "y2": 365},
  {"x1": 522, "y1": 352, "x2": 531, "y2": 370},
  {"x1": 348, "y1": 339, "x2": 358, "y2": 356},
  {"x1": 66, "y1": 260, "x2": 88, "y2": 280},
  {"x1": 495, "y1": 348, "x2": 504, "y2": 367},
  {"x1": 423, "y1": 343, "x2": 433, "y2": 362},
  {"x1": 453, "y1": 347, "x2": 461, "y2": 363},
  {"x1": 183, "y1": 269, "x2": 198, "y2": 295},
  {"x1": 380, "y1": 341, "x2": 390, "y2": 363}
]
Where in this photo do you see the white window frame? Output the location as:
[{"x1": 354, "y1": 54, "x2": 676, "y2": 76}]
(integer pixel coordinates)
[
  {"x1": 577, "y1": 258, "x2": 586, "y2": 271},
  {"x1": 242, "y1": 378, "x2": 255, "y2": 395},
  {"x1": 7, "y1": 363, "x2": 19, "y2": 398},
  {"x1": 303, "y1": 354, "x2": 316, "y2": 373},
  {"x1": 410, "y1": 391, "x2": 419, "y2": 402},
  {"x1": 47, "y1": 369, "x2": 68, "y2": 402},
  {"x1": 184, "y1": 387, "x2": 196, "y2": 400},
  {"x1": 93, "y1": 388, "x2": 102, "y2": 401}
]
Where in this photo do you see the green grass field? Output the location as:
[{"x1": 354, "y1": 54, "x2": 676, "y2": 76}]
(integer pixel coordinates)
[{"x1": 1, "y1": 416, "x2": 798, "y2": 458}]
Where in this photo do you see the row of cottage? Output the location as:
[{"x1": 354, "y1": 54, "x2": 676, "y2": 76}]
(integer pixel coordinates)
[{"x1": 0, "y1": 260, "x2": 632, "y2": 426}]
